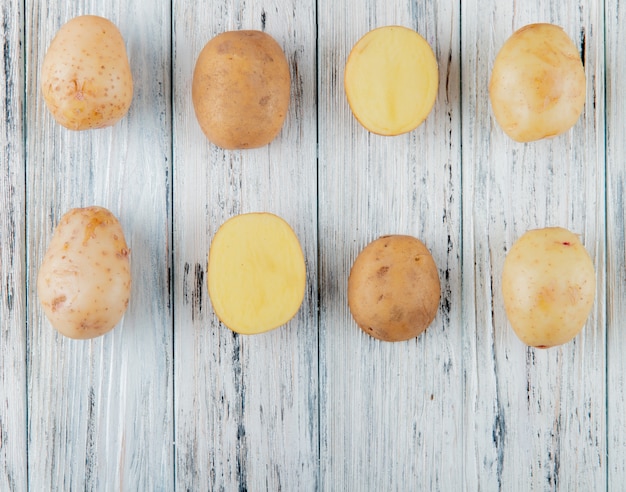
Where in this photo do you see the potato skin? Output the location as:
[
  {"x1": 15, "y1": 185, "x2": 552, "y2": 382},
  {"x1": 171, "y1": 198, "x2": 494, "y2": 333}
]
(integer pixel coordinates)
[
  {"x1": 37, "y1": 207, "x2": 131, "y2": 339},
  {"x1": 348, "y1": 235, "x2": 440, "y2": 342},
  {"x1": 192, "y1": 30, "x2": 290, "y2": 149},
  {"x1": 489, "y1": 23, "x2": 585, "y2": 142},
  {"x1": 41, "y1": 15, "x2": 133, "y2": 130},
  {"x1": 502, "y1": 227, "x2": 595, "y2": 348}
]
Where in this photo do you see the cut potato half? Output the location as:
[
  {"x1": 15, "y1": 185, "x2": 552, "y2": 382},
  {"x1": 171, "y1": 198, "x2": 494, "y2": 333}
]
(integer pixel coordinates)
[
  {"x1": 207, "y1": 213, "x2": 306, "y2": 334},
  {"x1": 344, "y1": 26, "x2": 439, "y2": 136}
]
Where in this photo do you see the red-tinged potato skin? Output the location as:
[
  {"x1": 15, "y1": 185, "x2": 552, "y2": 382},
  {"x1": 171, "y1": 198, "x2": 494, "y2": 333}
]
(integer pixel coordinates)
[
  {"x1": 41, "y1": 15, "x2": 133, "y2": 130},
  {"x1": 348, "y1": 235, "x2": 440, "y2": 342},
  {"x1": 502, "y1": 227, "x2": 596, "y2": 348},
  {"x1": 37, "y1": 207, "x2": 131, "y2": 339},
  {"x1": 192, "y1": 30, "x2": 290, "y2": 149}
]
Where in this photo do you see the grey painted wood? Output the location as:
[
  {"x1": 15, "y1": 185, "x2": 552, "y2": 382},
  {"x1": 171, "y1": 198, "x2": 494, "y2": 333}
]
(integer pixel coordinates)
[
  {"x1": 606, "y1": 0, "x2": 626, "y2": 487},
  {"x1": 461, "y1": 2, "x2": 606, "y2": 490},
  {"x1": 318, "y1": 1, "x2": 463, "y2": 489},
  {"x1": 0, "y1": 1, "x2": 27, "y2": 489},
  {"x1": 25, "y1": 2, "x2": 173, "y2": 489},
  {"x1": 0, "y1": 0, "x2": 623, "y2": 489},
  {"x1": 171, "y1": 1, "x2": 319, "y2": 490}
]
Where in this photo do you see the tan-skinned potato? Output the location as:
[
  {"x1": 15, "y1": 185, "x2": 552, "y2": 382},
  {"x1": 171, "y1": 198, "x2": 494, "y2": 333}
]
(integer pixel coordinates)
[
  {"x1": 502, "y1": 227, "x2": 595, "y2": 348},
  {"x1": 348, "y1": 235, "x2": 440, "y2": 342},
  {"x1": 37, "y1": 206, "x2": 131, "y2": 339},
  {"x1": 489, "y1": 23, "x2": 586, "y2": 142},
  {"x1": 41, "y1": 15, "x2": 133, "y2": 130}
]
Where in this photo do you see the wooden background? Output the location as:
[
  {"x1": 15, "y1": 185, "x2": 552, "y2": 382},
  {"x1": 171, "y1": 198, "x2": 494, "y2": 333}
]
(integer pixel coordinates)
[{"x1": 0, "y1": 0, "x2": 623, "y2": 489}]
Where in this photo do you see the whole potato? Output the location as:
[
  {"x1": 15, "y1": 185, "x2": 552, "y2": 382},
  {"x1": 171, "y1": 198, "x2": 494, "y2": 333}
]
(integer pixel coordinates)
[
  {"x1": 344, "y1": 26, "x2": 438, "y2": 136},
  {"x1": 41, "y1": 15, "x2": 133, "y2": 130},
  {"x1": 207, "y1": 213, "x2": 306, "y2": 335},
  {"x1": 37, "y1": 207, "x2": 131, "y2": 339},
  {"x1": 192, "y1": 30, "x2": 290, "y2": 149},
  {"x1": 502, "y1": 227, "x2": 595, "y2": 348},
  {"x1": 489, "y1": 23, "x2": 585, "y2": 142},
  {"x1": 348, "y1": 235, "x2": 440, "y2": 342}
]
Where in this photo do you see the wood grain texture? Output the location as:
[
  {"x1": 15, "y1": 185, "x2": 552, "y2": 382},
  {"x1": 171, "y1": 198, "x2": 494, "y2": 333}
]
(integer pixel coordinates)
[
  {"x1": 461, "y1": 1, "x2": 606, "y2": 490},
  {"x1": 172, "y1": 1, "x2": 319, "y2": 489},
  {"x1": 0, "y1": 1, "x2": 27, "y2": 489},
  {"x1": 25, "y1": 2, "x2": 173, "y2": 489},
  {"x1": 318, "y1": 1, "x2": 463, "y2": 489},
  {"x1": 606, "y1": 0, "x2": 626, "y2": 487},
  {"x1": 0, "y1": 0, "x2": 624, "y2": 489}
]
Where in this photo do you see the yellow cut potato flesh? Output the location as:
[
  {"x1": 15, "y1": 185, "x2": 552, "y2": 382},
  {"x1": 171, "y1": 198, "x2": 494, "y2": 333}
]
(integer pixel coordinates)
[
  {"x1": 192, "y1": 30, "x2": 291, "y2": 149},
  {"x1": 41, "y1": 15, "x2": 133, "y2": 130},
  {"x1": 489, "y1": 23, "x2": 586, "y2": 142},
  {"x1": 37, "y1": 206, "x2": 131, "y2": 339},
  {"x1": 344, "y1": 26, "x2": 439, "y2": 136},
  {"x1": 207, "y1": 213, "x2": 306, "y2": 334},
  {"x1": 348, "y1": 235, "x2": 440, "y2": 342},
  {"x1": 502, "y1": 227, "x2": 595, "y2": 348}
]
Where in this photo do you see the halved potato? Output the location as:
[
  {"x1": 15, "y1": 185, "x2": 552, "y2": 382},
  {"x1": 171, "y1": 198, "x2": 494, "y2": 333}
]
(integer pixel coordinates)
[
  {"x1": 207, "y1": 213, "x2": 306, "y2": 334},
  {"x1": 344, "y1": 25, "x2": 438, "y2": 136}
]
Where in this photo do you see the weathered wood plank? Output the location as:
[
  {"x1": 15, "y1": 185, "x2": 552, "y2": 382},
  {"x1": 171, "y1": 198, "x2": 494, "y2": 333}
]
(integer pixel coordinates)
[
  {"x1": 25, "y1": 2, "x2": 173, "y2": 489},
  {"x1": 172, "y1": 1, "x2": 319, "y2": 490},
  {"x1": 0, "y1": 1, "x2": 27, "y2": 489},
  {"x1": 461, "y1": 2, "x2": 606, "y2": 489},
  {"x1": 318, "y1": 1, "x2": 463, "y2": 489},
  {"x1": 606, "y1": 0, "x2": 626, "y2": 487},
  {"x1": 0, "y1": 0, "x2": 621, "y2": 489}
]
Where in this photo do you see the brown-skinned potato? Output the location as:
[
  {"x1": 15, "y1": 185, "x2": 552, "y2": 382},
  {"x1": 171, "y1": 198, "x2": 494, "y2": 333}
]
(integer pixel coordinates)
[
  {"x1": 192, "y1": 30, "x2": 290, "y2": 149},
  {"x1": 348, "y1": 235, "x2": 440, "y2": 342}
]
